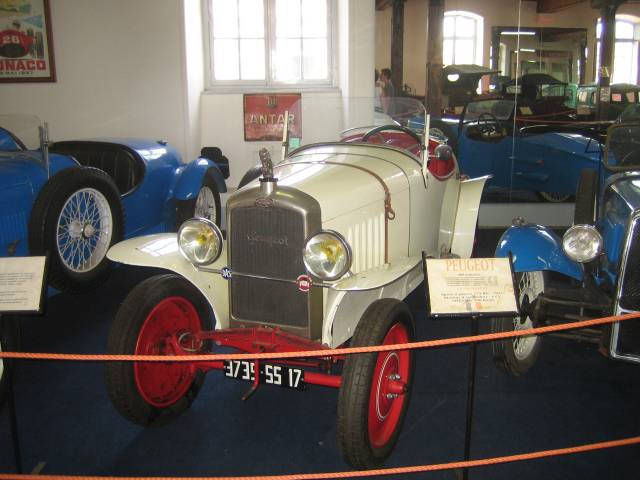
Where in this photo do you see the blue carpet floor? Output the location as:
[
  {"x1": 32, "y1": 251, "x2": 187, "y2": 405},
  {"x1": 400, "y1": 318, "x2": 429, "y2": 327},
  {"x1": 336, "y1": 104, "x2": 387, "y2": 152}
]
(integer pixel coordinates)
[{"x1": 1, "y1": 229, "x2": 639, "y2": 479}]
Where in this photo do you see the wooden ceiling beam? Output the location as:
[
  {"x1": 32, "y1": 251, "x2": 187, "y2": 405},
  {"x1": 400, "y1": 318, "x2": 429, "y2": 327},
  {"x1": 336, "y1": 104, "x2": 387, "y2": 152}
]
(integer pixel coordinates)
[
  {"x1": 376, "y1": 0, "x2": 393, "y2": 11},
  {"x1": 537, "y1": 0, "x2": 587, "y2": 13}
]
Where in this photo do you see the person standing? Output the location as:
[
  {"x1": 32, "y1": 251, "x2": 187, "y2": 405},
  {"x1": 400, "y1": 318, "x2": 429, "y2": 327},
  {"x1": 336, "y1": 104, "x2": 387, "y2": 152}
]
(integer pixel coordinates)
[{"x1": 380, "y1": 68, "x2": 396, "y2": 115}]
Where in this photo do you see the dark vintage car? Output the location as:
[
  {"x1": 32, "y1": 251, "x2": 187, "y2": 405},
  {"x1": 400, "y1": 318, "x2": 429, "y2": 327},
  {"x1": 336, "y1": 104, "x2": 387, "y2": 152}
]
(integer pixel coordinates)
[
  {"x1": 571, "y1": 83, "x2": 640, "y2": 121},
  {"x1": 490, "y1": 122, "x2": 640, "y2": 374},
  {"x1": 441, "y1": 64, "x2": 500, "y2": 114}
]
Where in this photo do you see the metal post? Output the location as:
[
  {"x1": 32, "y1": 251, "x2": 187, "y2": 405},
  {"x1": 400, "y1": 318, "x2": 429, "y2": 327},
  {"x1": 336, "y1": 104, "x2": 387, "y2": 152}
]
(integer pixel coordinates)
[
  {"x1": 425, "y1": 0, "x2": 444, "y2": 115},
  {"x1": 391, "y1": 0, "x2": 405, "y2": 95},
  {"x1": 461, "y1": 315, "x2": 479, "y2": 480},
  {"x1": 1, "y1": 315, "x2": 23, "y2": 474},
  {"x1": 595, "y1": 1, "x2": 621, "y2": 121}
]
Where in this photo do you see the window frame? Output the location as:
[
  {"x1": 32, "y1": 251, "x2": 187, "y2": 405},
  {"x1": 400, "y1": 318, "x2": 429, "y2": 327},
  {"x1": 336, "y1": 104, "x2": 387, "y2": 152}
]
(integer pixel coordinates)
[
  {"x1": 443, "y1": 10, "x2": 484, "y2": 67},
  {"x1": 595, "y1": 16, "x2": 640, "y2": 84},
  {"x1": 204, "y1": 0, "x2": 336, "y2": 92}
]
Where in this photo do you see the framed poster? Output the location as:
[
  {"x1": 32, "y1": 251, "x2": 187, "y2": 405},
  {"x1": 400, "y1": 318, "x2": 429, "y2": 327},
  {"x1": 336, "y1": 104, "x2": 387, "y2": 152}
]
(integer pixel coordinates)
[
  {"x1": 244, "y1": 93, "x2": 302, "y2": 141},
  {"x1": 0, "y1": 0, "x2": 56, "y2": 83}
]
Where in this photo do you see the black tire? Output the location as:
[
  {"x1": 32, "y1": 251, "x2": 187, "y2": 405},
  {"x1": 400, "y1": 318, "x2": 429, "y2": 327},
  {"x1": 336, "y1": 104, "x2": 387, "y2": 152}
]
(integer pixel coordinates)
[
  {"x1": 0, "y1": 317, "x2": 21, "y2": 410},
  {"x1": 28, "y1": 167, "x2": 124, "y2": 293},
  {"x1": 105, "y1": 274, "x2": 213, "y2": 426},
  {"x1": 237, "y1": 165, "x2": 262, "y2": 189},
  {"x1": 491, "y1": 271, "x2": 545, "y2": 376},
  {"x1": 429, "y1": 120, "x2": 458, "y2": 154},
  {"x1": 574, "y1": 169, "x2": 597, "y2": 225},
  {"x1": 175, "y1": 170, "x2": 221, "y2": 229},
  {"x1": 337, "y1": 299, "x2": 415, "y2": 469}
]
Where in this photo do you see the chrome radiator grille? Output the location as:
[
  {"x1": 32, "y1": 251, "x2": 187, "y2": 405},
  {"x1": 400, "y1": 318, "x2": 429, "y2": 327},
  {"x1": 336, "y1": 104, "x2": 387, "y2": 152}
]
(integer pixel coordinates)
[
  {"x1": 230, "y1": 205, "x2": 308, "y2": 328},
  {"x1": 620, "y1": 219, "x2": 640, "y2": 311},
  {"x1": 615, "y1": 217, "x2": 640, "y2": 358}
]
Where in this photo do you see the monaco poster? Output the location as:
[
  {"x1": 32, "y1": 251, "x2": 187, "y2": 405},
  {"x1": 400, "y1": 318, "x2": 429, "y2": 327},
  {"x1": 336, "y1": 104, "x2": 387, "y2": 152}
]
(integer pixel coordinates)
[{"x1": 0, "y1": 0, "x2": 55, "y2": 82}]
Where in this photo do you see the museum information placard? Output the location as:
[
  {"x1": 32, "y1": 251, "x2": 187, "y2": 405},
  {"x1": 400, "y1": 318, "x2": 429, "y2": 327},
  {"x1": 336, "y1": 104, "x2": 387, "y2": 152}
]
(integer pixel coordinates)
[
  {"x1": 0, "y1": 256, "x2": 46, "y2": 313},
  {"x1": 426, "y1": 258, "x2": 518, "y2": 316}
]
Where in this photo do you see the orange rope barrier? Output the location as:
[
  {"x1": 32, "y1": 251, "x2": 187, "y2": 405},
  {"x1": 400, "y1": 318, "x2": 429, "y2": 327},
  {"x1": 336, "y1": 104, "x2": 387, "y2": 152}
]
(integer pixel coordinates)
[
  {"x1": 0, "y1": 435, "x2": 638, "y2": 480},
  {"x1": 0, "y1": 312, "x2": 638, "y2": 363}
]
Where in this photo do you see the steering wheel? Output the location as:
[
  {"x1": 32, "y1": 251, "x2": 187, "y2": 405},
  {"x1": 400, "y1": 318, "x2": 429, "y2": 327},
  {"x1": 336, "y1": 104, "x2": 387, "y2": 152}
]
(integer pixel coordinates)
[
  {"x1": 620, "y1": 149, "x2": 640, "y2": 166},
  {"x1": 361, "y1": 124, "x2": 423, "y2": 145},
  {"x1": 477, "y1": 113, "x2": 501, "y2": 136}
]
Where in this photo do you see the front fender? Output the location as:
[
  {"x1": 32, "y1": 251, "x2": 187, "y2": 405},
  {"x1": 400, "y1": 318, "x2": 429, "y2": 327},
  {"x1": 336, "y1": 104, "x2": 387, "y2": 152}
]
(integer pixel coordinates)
[
  {"x1": 496, "y1": 224, "x2": 583, "y2": 281},
  {"x1": 107, "y1": 234, "x2": 230, "y2": 328},
  {"x1": 173, "y1": 159, "x2": 227, "y2": 201}
]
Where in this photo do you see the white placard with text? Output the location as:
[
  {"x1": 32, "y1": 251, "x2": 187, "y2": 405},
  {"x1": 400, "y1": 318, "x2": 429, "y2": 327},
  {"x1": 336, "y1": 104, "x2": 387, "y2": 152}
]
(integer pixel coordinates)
[
  {"x1": 426, "y1": 258, "x2": 518, "y2": 316},
  {"x1": 0, "y1": 257, "x2": 47, "y2": 313}
]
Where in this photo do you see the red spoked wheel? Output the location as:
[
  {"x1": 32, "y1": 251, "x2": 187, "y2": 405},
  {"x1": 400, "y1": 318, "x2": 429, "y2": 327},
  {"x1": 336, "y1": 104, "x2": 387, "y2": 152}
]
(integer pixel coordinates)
[
  {"x1": 134, "y1": 296, "x2": 204, "y2": 407},
  {"x1": 337, "y1": 299, "x2": 415, "y2": 469},
  {"x1": 106, "y1": 274, "x2": 212, "y2": 426},
  {"x1": 368, "y1": 323, "x2": 411, "y2": 449}
]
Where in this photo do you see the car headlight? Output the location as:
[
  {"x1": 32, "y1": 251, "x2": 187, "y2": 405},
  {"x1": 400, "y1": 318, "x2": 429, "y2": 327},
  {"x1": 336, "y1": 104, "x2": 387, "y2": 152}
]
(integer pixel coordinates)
[
  {"x1": 562, "y1": 225, "x2": 603, "y2": 263},
  {"x1": 303, "y1": 231, "x2": 352, "y2": 281},
  {"x1": 178, "y1": 218, "x2": 223, "y2": 266}
]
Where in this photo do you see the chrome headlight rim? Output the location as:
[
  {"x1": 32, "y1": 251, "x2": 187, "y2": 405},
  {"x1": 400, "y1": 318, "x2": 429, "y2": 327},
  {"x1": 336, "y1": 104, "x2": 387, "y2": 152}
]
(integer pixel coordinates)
[
  {"x1": 178, "y1": 217, "x2": 223, "y2": 266},
  {"x1": 562, "y1": 224, "x2": 603, "y2": 264},
  {"x1": 303, "y1": 230, "x2": 353, "y2": 281}
]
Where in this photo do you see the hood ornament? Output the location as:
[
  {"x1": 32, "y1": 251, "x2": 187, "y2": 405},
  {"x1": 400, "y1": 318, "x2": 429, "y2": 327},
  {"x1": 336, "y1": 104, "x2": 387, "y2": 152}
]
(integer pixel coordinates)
[{"x1": 259, "y1": 148, "x2": 274, "y2": 180}]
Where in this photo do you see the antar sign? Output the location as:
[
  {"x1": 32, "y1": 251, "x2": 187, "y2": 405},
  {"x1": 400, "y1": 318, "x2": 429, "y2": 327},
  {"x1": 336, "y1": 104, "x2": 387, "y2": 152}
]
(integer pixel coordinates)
[{"x1": 244, "y1": 93, "x2": 302, "y2": 141}]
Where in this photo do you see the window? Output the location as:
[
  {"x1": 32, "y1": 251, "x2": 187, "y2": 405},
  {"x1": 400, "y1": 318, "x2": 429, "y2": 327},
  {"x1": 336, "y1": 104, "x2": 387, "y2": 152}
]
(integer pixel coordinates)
[
  {"x1": 443, "y1": 11, "x2": 483, "y2": 66},
  {"x1": 596, "y1": 17, "x2": 640, "y2": 84},
  {"x1": 206, "y1": 0, "x2": 332, "y2": 87}
]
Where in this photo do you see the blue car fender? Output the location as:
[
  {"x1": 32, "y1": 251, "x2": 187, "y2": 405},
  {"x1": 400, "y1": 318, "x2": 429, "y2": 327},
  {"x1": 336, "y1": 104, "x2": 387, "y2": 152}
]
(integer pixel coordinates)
[
  {"x1": 173, "y1": 158, "x2": 227, "y2": 201},
  {"x1": 495, "y1": 224, "x2": 584, "y2": 281}
]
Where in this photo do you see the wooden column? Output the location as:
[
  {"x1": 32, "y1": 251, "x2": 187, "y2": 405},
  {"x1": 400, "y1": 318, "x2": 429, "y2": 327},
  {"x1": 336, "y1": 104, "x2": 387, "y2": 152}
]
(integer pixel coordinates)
[
  {"x1": 425, "y1": 0, "x2": 445, "y2": 115},
  {"x1": 391, "y1": 0, "x2": 405, "y2": 94},
  {"x1": 579, "y1": 40, "x2": 587, "y2": 84},
  {"x1": 593, "y1": 0, "x2": 623, "y2": 120}
]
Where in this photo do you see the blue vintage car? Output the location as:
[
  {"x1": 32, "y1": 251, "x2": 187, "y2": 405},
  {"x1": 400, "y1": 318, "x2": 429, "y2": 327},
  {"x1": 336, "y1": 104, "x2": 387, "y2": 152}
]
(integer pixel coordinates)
[
  {"x1": 409, "y1": 98, "x2": 605, "y2": 202},
  {"x1": 490, "y1": 122, "x2": 640, "y2": 374},
  {"x1": 0, "y1": 115, "x2": 229, "y2": 293}
]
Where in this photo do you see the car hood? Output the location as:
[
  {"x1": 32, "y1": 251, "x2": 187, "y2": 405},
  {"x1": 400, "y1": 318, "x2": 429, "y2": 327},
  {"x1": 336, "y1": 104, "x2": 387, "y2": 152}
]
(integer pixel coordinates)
[
  {"x1": 0, "y1": 152, "x2": 46, "y2": 191},
  {"x1": 524, "y1": 132, "x2": 602, "y2": 160},
  {"x1": 265, "y1": 148, "x2": 412, "y2": 222}
]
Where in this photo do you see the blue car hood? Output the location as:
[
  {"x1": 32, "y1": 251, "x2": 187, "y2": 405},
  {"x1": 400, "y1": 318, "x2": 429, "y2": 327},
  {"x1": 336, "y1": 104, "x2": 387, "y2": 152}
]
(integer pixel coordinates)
[
  {"x1": 525, "y1": 132, "x2": 601, "y2": 160},
  {"x1": 0, "y1": 152, "x2": 46, "y2": 190}
]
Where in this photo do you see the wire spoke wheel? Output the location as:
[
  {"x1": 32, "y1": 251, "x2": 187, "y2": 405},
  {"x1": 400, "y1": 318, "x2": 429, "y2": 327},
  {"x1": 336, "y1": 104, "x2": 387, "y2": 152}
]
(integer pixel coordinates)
[
  {"x1": 194, "y1": 185, "x2": 217, "y2": 224},
  {"x1": 56, "y1": 188, "x2": 113, "y2": 273},
  {"x1": 491, "y1": 271, "x2": 545, "y2": 376},
  {"x1": 538, "y1": 191, "x2": 571, "y2": 203}
]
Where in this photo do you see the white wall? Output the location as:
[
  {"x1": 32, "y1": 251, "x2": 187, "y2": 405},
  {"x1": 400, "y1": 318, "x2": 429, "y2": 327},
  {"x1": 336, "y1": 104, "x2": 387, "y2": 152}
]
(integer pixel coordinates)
[
  {"x1": 200, "y1": 0, "x2": 376, "y2": 189},
  {"x1": 1, "y1": 0, "x2": 190, "y2": 156},
  {"x1": 1, "y1": 0, "x2": 377, "y2": 189}
]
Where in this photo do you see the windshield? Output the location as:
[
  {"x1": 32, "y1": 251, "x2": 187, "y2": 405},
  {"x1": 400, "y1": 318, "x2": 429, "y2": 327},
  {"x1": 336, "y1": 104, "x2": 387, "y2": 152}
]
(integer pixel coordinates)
[
  {"x1": 0, "y1": 114, "x2": 43, "y2": 151},
  {"x1": 605, "y1": 123, "x2": 640, "y2": 171},
  {"x1": 463, "y1": 99, "x2": 515, "y2": 122},
  {"x1": 245, "y1": 96, "x2": 426, "y2": 152}
]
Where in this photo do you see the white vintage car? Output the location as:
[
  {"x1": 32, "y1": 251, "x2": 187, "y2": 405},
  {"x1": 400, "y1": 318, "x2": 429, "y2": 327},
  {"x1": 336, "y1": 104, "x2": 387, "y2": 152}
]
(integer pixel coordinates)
[{"x1": 104, "y1": 97, "x2": 488, "y2": 469}]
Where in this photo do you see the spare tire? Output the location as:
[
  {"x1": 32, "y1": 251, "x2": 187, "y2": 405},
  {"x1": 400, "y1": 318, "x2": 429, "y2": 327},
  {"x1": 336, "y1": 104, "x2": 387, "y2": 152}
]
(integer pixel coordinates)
[
  {"x1": 574, "y1": 169, "x2": 597, "y2": 225},
  {"x1": 237, "y1": 165, "x2": 262, "y2": 189},
  {"x1": 28, "y1": 167, "x2": 125, "y2": 293}
]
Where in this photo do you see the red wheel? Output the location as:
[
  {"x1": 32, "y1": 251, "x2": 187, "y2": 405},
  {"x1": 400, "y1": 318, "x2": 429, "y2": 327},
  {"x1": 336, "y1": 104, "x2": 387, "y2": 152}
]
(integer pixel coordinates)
[
  {"x1": 337, "y1": 299, "x2": 415, "y2": 469},
  {"x1": 368, "y1": 322, "x2": 411, "y2": 448},
  {"x1": 105, "y1": 274, "x2": 212, "y2": 426},
  {"x1": 134, "y1": 297, "x2": 204, "y2": 407}
]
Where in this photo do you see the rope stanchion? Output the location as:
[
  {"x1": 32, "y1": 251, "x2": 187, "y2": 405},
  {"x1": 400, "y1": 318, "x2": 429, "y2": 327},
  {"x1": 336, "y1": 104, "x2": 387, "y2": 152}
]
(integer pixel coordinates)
[
  {"x1": 0, "y1": 312, "x2": 638, "y2": 363},
  {"x1": 0, "y1": 435, "x2": 638, "y2": 480}
]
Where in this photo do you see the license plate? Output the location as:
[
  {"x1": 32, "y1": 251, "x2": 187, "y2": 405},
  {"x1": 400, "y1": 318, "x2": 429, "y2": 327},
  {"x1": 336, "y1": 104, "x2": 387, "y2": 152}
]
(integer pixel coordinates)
[{"x1": 223, "y1": 360, "x2": 305, "y2": 391}]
